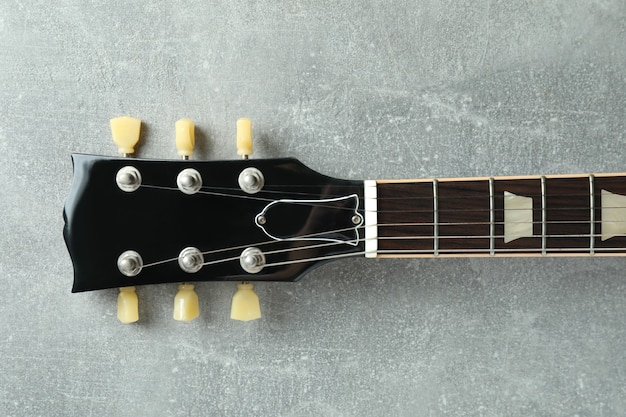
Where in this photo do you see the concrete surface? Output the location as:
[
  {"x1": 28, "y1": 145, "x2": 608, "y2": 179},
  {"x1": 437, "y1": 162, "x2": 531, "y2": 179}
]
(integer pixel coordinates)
[{"x1": 1, "y1": 1, "x2": 625, "y2": 416}]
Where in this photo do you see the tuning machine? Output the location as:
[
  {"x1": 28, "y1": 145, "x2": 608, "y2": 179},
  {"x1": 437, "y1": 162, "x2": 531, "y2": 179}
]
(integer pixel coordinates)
[
  {"x1": 172, "y1": 118, "x2": 202, "y2": 322},
  {"x1": 110, "y1": 116, "x2": 142, "y2": 324},
  {"x1": 110, "y1": 116, "x2": 264, "y2": 323},
  {"x1": 229, "y1": 118, "x2": 263, "y2": 321}
]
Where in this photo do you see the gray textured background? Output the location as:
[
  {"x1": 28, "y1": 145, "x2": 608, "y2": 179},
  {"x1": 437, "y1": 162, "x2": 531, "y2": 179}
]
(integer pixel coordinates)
[{"x1": 1, "y1": 1, "x2": 625, "y2": 416}]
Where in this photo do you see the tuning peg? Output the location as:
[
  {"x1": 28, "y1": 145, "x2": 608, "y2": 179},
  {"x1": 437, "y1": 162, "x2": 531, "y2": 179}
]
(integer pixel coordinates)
[
  {"x1": 230, "y1": 283, "x2": 261, "y2": 321},
  {"x1": 111, "y1": 116, "x2": 141, "y2": 323},
  {"x1": 173, "y1": 284, "x2": 200, "y2": 322},
  {"x1": 173, "y1": 118, "x2": 198, "y2": 323},
  {"x1": 175, "y1": 118, "x2": 195, "y2": 159},
  {"x1": 236, "y1": 118, "x2": 253, "y2": 159},
  {"x1": 117, "y1": 287, "x2": 139, "y2": 323},
  {"x1": 110, "y1": 116, "x2": 141, "y2": 156}
]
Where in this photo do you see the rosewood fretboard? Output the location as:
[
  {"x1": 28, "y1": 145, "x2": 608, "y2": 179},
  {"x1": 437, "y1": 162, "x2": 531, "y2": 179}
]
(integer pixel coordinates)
[{"x1": 369, "y1": 174, "x2": 626, "y2": 257}]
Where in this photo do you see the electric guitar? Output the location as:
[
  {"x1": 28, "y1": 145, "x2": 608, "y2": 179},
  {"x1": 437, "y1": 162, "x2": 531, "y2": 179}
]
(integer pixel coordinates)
[{"x1": 63, "y1": 117, "x2": 626, "y2": 323}]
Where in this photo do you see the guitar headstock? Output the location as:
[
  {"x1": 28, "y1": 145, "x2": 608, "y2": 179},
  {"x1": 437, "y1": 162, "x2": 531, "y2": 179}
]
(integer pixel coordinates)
[{"x1": 63, "y1": 117, "x2": 365, "y2": 322}]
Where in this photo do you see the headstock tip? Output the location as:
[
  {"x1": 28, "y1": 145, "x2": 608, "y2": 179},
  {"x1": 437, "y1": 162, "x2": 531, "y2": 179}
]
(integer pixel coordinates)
[
  {"x1": 236, "y1": 118, "x2": 253, "y2": 158},
  {"x1": 110, "y1": 116, "x2": 141, "y2": 155},
  {"x1": 173, "y1": 284, "x2": 200, "y2": 322},
  {"x1": 230, "y1": 283, "x2": 261, "y2": 322},
  {"x1": 117, "y1": 286, "x2": 139, "y2": 324},
  {"x1": 175, "y1": 118, "x2": 195, "y2": 157}
]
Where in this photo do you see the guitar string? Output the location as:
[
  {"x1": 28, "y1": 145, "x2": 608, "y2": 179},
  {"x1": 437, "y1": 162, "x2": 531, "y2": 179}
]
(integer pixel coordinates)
[
  {"x1": 141, "y1": 226, "x2": 364, "y2": 267},
  {"x1": 144, "y1": 240, "x2": 626, "y2": 272},
  {"x1": 199, "y1": 240, "x2": 362, "y2": 268},
  {"x1": 139, "y1": 184, "x2": 626, "y2": 214},
  {"x1": 139, "y1": 215, "x2": 626, "y2": 267},
  {"x1": 143, "y1": 183, "x2": 626, "y2": 202},
  {"x1": 146, "y1": 228, "x2": 626, "y2": 268},
  {"x1": 262, "y1": 246, "x2": 626, "y2": 269},
  {"x1": 141, "y1": 185, "x2": 369, "y2": 213},
  {"x1": 140, "y1": 222, "x2": 626, "y2": 269},
  {"x1": 174, "y1": 183, "x2": 621, "y2": 201},
  {"x1": 136, "y1": 185, "x2": 626, "y2": 229},
  {"x1": 376, "y1": 220, "x2": 619, "y2": 226},
  {"x1": 141, "y1": 213, "x2": 626, "y2": 266},
  {"x1": 133, "y1": 183, "x2": 626, "y2": 269}
]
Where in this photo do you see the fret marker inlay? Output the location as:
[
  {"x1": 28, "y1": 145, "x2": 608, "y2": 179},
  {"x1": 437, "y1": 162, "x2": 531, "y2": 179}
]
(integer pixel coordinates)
[
  {"x1": 601, "y1": 189, "x2": 626, "y2": 241},
  {"x1": 503, "y1": 191, "x2": 533, "y2": 243}
]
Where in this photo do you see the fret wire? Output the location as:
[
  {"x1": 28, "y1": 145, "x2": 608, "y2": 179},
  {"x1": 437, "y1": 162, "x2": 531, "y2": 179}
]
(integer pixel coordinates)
[
  {"x1": 489, "y1": 177, "x2": 495, "y2": 256},
  {"x1": 143, "y1": 232, "x2": 626, "y2": 269},
  {"x1": 589, "y1": 174, "x2": 595, "y2": 255},
  {"x1": 145, "y1": 180, "x2": 624, "y2": 204},
  {"x1": 144, "y1": 183, "x2": 625, "y2": 214},
  {"x1": 141, "y1": 224, "x2": 626, "y2": 270},
  {"x1": 433, "y1": 179, "x2": 439, "y2": 256},
  {"x1": 541, "y1": 176, "x2": 547, "y2": 256}
]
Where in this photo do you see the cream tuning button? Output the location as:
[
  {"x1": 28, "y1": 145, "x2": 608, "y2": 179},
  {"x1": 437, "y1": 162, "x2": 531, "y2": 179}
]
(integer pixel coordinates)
[
  {"x1": 173, "y1": 284, "x2": 200, "y2": 322},
  {"x1": 175, "y1": 118, "x2": 195, "y2": 159},
  {"x1": 117, "y1": 287, "x2": 139, "y2": 324},
  {"x1": 231, "y1": 283, "x2": 261, "y2": 321},
  {"x1": 236, "y1": 118, "x2": 253, "y2": 159},
  {"x1": 176, "y1": 168, "x2": 202, "y2": 195},
  {"x1": 110, "y1": 116, "x2": 141, "y2": 156}
]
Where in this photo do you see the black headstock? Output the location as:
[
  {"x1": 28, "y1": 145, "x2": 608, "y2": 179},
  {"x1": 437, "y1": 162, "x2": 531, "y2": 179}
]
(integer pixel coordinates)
[{"x1": 63, "y1": 154, "x2": 365, "y2": 292}]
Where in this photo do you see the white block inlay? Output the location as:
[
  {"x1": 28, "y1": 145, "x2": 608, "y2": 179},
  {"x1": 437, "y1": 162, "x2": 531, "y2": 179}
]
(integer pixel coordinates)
[
  {"x1": 504, "y1": 191, "x2": 533, "y2": 243},
  {"x1": 601, "y1": 189, "x2": 626, "y2": 241},
  {"x1": 364, "y1": 180, "x2": 378, "y2": 257}
]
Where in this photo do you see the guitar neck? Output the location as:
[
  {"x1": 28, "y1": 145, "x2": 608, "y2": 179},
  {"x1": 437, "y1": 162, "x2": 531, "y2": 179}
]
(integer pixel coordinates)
[{"x1": 364, "y1": 173, "x2": 626, "y2": 258}]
